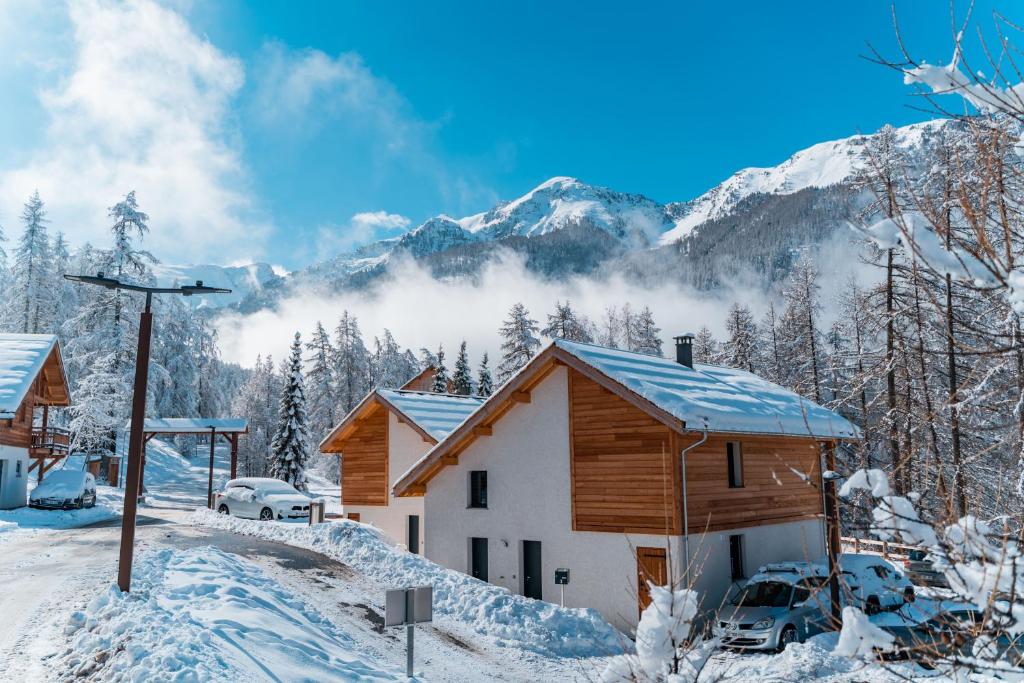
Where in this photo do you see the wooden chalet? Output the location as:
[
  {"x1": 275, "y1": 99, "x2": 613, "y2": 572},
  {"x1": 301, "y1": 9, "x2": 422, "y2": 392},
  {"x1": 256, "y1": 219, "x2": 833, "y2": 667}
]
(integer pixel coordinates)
[
  {"x1": 392, "y1": 336, "x2": 859, "y2": 632},
  {"x1": 0, "y1": 334, "x2": 71, "y2": 509}
]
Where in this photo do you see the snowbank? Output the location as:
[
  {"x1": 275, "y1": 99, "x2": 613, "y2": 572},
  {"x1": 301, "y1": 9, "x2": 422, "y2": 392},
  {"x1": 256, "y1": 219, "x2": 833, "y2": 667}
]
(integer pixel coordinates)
[
  {"x1": 58, "y1": 546, "x2": 402, "y2": 681},
  {"x1": 191, "y1": 510, "x2": 627, "y2": 658},
  {"x1": 0, "y1": 487, "x2": 120, "y2": 533}
]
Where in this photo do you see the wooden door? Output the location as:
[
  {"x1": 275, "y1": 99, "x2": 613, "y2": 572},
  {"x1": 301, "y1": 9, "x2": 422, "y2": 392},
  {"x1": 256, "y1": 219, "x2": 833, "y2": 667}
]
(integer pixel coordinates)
[{"x1": 637, "y1": 547, "x2": 668, "y2": 616}]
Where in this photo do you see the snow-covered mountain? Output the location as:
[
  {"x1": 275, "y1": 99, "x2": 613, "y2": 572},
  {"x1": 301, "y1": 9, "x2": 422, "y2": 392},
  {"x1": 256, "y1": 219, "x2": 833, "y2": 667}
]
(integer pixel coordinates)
[
  {"x1": 221, "y1": 119, "x2": 951, "y2": 311},
  {"x1": 661, "y1": 119, "x2": 946, "y2": 243},
  {"x1": 152, "y1": 262, "x2": 281, "y2": 308}
]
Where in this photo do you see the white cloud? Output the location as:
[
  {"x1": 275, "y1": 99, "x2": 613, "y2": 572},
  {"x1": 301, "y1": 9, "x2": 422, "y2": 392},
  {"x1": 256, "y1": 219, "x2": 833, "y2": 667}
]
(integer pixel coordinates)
[
  {"x1": 214, "y1": 252, "x2": 765, "y2": 368},
  {"x1": 313, "y1": 210, "x2": 412, "y2": 257},
  {"x1": 0, "y1": 0, "x2": 267, "y2": 262}
]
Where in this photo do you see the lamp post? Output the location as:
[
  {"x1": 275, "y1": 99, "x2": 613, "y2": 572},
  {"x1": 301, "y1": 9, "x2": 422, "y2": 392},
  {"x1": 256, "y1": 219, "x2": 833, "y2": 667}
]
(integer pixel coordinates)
[
  {"x1": 207, "y1": 425, "x2": 217, "y2": 510},
  {"x1": 64, "y1": 273, "x2": 230, "y2": 592}
]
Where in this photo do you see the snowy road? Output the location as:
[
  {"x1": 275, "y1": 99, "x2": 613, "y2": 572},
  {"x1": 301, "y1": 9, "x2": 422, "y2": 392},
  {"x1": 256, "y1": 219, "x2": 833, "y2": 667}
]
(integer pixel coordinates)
[{"x1": 0, "y1": 502, "x2": 597, "y2": 681}]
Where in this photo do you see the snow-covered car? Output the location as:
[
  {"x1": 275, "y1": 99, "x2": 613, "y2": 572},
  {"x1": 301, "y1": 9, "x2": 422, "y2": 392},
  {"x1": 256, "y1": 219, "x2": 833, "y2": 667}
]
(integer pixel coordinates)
[
  {"x1": 29, "y1": 470, "x2": 97, "y2": 510},
  {"x1": 715, "y1": 554, "x2": 917, "y2": 651},
  {"x1": 714, "y1": 573, "x2": 831, "y2": 651},
  {"x1": 759, "y1": 554, "x2": 915, "y2": 613},
  {"x1": 215, "y1": 477, "x2": 311, "y2": 521}
]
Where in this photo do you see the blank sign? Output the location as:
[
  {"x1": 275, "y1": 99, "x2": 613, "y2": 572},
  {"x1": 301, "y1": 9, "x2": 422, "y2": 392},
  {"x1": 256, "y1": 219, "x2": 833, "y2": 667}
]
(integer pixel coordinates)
[{"x1": 385, "y1": 586, "x2": 433, "y2": 626}]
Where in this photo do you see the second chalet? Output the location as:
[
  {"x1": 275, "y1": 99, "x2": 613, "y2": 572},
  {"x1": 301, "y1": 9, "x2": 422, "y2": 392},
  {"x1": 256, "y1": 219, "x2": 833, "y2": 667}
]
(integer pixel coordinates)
[
  {"x1": 320, "y1": 383, "x2": 484, "y2": 552},
  {"x1": 393, "y1": 335, "x2": 859, "y2": 633}
]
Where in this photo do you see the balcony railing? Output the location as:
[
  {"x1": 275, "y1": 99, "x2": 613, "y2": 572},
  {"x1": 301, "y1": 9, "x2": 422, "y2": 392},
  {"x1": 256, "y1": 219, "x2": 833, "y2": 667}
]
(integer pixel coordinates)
[{"x1": 31, "y1": 426, "x2": 71, "y2": 455}]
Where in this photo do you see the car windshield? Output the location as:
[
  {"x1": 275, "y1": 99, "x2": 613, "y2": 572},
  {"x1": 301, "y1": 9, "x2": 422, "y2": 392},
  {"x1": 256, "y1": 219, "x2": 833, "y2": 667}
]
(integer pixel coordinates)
[
  {"x1": 258, "y1": 481, "x2": 299, "y2": 495},
  {"x1": 730, "y1": 581, "x2": 793, "y2": 607}
]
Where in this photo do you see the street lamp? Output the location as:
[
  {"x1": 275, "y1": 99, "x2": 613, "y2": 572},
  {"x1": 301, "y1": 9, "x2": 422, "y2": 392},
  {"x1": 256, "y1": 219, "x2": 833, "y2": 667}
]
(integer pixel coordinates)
[{"x1": 64, "y1": 272, "x2": 231, "y2": 592}]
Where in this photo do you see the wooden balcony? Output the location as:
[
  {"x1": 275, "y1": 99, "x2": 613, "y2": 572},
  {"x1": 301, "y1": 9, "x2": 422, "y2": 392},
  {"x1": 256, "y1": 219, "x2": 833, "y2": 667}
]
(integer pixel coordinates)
[{"x1": 30, "y1": 426, "x2": 70, "y2": 457}]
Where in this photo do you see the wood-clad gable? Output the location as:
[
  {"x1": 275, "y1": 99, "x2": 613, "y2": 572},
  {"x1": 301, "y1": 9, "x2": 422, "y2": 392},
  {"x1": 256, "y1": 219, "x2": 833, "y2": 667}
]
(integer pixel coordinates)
[
  {"x1": 681, "y1": 433, "x2": 823, "y2": 533},
  {"x1": 0, "y1": 345, "x2": 70, "y2": 449},
  {"x1": 339, "y1": 405, "x2": 389, "y2": 506},
  {"x1": 569, "y1": 370, "x2": 682, "y2": 534}
]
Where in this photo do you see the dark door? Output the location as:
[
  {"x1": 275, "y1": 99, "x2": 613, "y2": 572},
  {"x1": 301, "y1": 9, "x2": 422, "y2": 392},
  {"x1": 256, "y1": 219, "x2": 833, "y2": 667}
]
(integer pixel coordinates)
[
  {"x1": 407, "y1": 515, "x2": 420, "y2": 554},
  {"x1": 522, "y1": 541, "x2": 542, "y2": 600},
  {"x1": 637, "y1": 547, "x2": 668, "y2": 616},
  {"x1": 471, "y1": 537, "x2": 488, "y2": 582}
]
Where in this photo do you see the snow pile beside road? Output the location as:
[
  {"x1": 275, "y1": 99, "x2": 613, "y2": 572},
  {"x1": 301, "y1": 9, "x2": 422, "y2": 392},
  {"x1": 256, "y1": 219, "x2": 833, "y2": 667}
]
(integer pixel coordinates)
[
  {"x1": 58, "y1": 546, "x2": 402, "y2": 681},
  {"x1": 0, "y1": 495, "x2": 120, "y2": 531},
  {"x1": 192, "y1": 510, "x2": 627, "y2": 658}
]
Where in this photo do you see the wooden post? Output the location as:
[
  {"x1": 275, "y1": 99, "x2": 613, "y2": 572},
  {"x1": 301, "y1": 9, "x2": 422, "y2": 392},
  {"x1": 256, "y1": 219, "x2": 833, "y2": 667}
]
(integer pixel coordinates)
[
  {"x1": 118, "y1": 294, "x2": 153, "y2": 593},
  {"x1": 230, "y1": 433, "x2": 238, "y2": 480},
  {"x1": 38, "y1": 405, "x2": 49, "y2": 483},
  {"x1": 823, "y1": 441, "x2": 842, "y2": 625},
  {"x1": 207, "y1": 428, "x2": 216, "y2": 509}
]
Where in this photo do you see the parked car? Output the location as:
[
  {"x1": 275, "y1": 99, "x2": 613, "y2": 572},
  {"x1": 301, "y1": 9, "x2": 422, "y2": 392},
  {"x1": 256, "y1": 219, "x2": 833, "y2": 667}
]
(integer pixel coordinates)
[
  {"x1": 30, "y1": 470, "x2": 97, "y2": 510},
  {"x1": 877, "y1": 606, "x2": 1023, "y2": 667},
  {"x1": 714, "y1": 573, "x2": 831, "y2": 651},
  {"x1": 760, "y1": 554, "x2": 915, "y2": 613},
  {"x1": 215, "y1": 477, "x2": 311, "y2": 521},
  {"x1": 715, "y1": 554, "x2": 917, "y2": 651},
  {"x1": 901, "y1": 549, "x2": 950, "y2": 588}
]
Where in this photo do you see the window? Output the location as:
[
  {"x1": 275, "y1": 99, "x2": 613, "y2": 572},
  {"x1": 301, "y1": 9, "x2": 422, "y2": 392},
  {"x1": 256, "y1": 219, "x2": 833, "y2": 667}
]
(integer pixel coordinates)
[
  {"x1": 347, "y1": 512, "x2": 361, "y2": 522},
  {"x1": 726, "y1": 442, "x2": 743, "y2": 488},
  {"x1": 469, "y1": 471, "x2": 488, "y2": 508},
  {"x1": 871, "y1": 565, "x2": 891, "y2": 579},
  {"x1": 729, "y1": 534, "x2": 745, "y2": 581},
  {"x1": 15, "y1": 461, "x2": 22, "y2": 478},
  {"x1": 792, "y1": 585, "x2": 811, "y2": 605}
]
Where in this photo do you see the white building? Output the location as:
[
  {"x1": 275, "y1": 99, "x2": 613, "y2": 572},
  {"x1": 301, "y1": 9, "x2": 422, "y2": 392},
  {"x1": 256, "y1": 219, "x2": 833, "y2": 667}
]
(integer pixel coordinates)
[
  {"x1": 0, "y1": 334, "x2": 71, "y2": 509},
  {"x1": 393, "y1": 338, "x2": 859, "y2": 633},
  {"x1": 320, "y1": 388, "x2": 484, "y2": 552}
]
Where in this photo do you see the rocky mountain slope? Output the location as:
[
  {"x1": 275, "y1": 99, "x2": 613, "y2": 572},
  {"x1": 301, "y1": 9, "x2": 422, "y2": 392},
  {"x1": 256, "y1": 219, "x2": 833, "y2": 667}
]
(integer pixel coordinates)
[{"x1": 217, "y1": 119, "x2": 950, "y2": 312}]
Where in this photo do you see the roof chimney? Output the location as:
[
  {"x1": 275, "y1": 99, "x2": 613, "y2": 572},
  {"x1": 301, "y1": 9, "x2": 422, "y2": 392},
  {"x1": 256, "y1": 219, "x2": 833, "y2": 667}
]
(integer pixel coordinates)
[{"x1": 674, "y1": 334, "x2": 695, "y2": 369}]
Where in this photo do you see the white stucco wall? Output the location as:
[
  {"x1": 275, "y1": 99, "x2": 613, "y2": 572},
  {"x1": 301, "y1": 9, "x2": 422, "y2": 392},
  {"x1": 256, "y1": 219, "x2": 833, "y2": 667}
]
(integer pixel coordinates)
[
  {"x1": 344, "y1": 413, "x2": 427, "y2": 552},
  {"x1": 423, "y1": 366, "x2": 826, "y2": 633},
  {"x1": 0, "y1": 445, "x2": 29, "y2": 510}
]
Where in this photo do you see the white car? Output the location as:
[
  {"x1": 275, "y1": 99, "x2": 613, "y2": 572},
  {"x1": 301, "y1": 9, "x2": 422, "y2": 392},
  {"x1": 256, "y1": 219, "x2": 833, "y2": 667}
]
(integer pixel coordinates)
[
  {"x1": 215, "y1": 477, "x2": 311, "y2": 521},
  {"x1": 758, "y1": 553, "x2": 915, "y2": 613},
  {"x1": 30, "y1": 470, "x2": 97, "y2": 510}
]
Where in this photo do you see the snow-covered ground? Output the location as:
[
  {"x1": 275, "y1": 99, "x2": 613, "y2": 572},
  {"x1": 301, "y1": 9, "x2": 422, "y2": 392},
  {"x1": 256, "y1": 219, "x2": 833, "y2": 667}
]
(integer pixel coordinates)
[{"x1": 0, "y1": 439, "x2": 959, "y2": 682}]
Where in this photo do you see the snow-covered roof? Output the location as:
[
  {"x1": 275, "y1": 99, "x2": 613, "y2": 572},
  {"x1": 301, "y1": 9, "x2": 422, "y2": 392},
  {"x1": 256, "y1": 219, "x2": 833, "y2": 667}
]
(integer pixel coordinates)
[
  {"x1": 0, "y1": 333, "x2": 63, "y2": 419},
  {"x1": 130, "y1": 418, "x2": 249, "y2": 434},
  {"x1": 378, "y1": 390, "x2": 485, "y2": 441},
  {"x1": 554, "y1": 340, "x2": 859, "y2": 439}
]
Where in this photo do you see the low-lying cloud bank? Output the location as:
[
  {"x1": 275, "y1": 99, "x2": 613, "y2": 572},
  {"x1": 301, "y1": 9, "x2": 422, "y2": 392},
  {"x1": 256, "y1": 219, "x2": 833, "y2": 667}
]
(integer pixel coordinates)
[
  {"x1": 217, "y1": 254, "x2": 756, "y2": 368},
  {"x1": 216, "y1": 232, "x2": 877, "y2": 369}
]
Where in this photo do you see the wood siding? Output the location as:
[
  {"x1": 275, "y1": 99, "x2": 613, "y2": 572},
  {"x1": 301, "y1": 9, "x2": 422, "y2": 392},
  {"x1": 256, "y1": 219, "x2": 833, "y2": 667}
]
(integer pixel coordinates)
[
  {"x1": 569, "y1": 370, "x2": 681, "y2": 534},
  {"x1": 340, "y1": 407, "x2": 389, "y2": 506},
  {"x1": 0, "y1": 392, "x2": 33, "y2": 448},
  {"x1": 568, "y1": 368, "x2": 824, "y2": 536},
  {"x1": 682, "y1": 434, "x2": 823, "y2": 533}
]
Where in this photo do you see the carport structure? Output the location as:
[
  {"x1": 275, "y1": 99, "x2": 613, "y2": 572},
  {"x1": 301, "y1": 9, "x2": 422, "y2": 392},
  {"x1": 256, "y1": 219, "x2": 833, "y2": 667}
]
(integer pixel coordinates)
[{"x1": 128, "y1": 418, "x2": 248, "y2": 506}]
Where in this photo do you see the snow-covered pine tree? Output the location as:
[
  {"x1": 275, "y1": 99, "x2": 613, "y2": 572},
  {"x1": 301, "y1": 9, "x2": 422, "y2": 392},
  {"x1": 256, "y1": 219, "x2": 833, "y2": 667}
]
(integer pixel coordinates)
[
  {"x1": 628, "y1": 305, "x2": 662, "y2": 356},
  {"x1": 305, "y1": 321, "x2": 336, "y2": 439},
  {"x1": 67, "y1": 352, "x2": 129, "y2": 456},
  {"x1": 723, "y1": 303, "x2": 758, "y2": 372},
  {"x1": 271, "y1": 333, "x2": 312, "y2": 490},
  {"x1": 451, "y1": 341, "x2": 473, "y2": 395},
  {"x1": 597, "y1": 305, "x2": 622, "y2": 348},
  {"x1": 497, "y1": 302, "x2": 541, "y2": 383},
  {"x1": 692, "y1": 326, "x2": 720, "y2": 364},
  {"x1": 231, "y1": 355, "x2": 280, "y2": 477},
  {"x1": 49, "y1": 231, "x2": 78, "y2": 331},
  {"x1": 542, "y1": 300, "x2": 594, "y2": 342},
  {"x1": 758, "y1": 300, "x2": 784, "y2": 383},
  {"x1": 332, "y1": 311, "x2": 370, "y2": 413},
  {"x1": 371, "y1": 329, "x2": 417, "y2": 389},
  {"x1": 477, "y1": 352, "x2": 493, "y2": 397},
  {"x1": 431, "y1": 345, "x2": 450, "y2": 393},
  {"x1": 620, "y1": 304, "x2": 638, "y2": 352},
  {"x1": 418, "y1": 347, "x2": 438, "y2": 370},
  {"x1": 778, "y1": 250, "x2": 823, "y2": 402},
  {"x1": 7, "y1": 191, "x2": 54, "y2": 333}
]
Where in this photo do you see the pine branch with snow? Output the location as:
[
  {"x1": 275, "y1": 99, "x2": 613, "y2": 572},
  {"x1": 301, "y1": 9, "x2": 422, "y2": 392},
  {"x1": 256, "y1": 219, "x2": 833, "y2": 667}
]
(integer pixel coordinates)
[
  {"x1": 477, "y1": 352, "x2": 493, "y2": 397},
  {"x1": 451, "y1": 341, "x2": 473, "y2": 395},
  {"x1": 497, "y1": 302, "x2": 541, "y2": 383}
]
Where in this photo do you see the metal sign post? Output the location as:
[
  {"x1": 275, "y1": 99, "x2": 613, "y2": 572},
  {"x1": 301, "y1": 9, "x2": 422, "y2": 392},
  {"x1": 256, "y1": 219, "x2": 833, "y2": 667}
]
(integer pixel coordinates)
[
  {"x1": 555, "y1": 568, "x2": 569, "y2": 607},
  {"x1": 385, "y1": 585, "x2": 433, "y2": 678}
]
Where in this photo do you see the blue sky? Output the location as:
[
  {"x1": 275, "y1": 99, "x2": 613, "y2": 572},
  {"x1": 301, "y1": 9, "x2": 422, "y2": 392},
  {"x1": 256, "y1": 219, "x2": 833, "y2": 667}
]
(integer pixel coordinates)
[{"x1": 0, "y1": 1, "x2": 1011, "y2": 267}]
